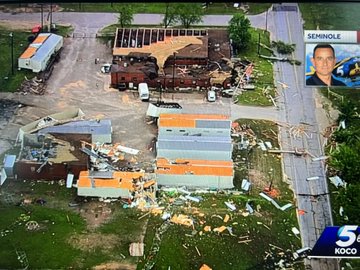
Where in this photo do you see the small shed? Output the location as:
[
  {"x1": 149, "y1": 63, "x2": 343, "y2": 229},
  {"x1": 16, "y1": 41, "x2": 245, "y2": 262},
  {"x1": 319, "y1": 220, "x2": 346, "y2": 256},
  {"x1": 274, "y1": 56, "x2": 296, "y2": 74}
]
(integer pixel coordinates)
[{"x1": 18, "y1": 33, "x2": 63, "y2": 72}]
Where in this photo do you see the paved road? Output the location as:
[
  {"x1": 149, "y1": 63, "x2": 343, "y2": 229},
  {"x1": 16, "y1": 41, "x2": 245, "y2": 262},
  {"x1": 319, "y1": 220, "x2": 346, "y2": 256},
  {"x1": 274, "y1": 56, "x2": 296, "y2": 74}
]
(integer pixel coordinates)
[
  {"x1": 268, "y1": 4, "x2": 338, "y2": 270},
  {"x1": 0, "y1": 11, "x2": 266, "y2": 31}
]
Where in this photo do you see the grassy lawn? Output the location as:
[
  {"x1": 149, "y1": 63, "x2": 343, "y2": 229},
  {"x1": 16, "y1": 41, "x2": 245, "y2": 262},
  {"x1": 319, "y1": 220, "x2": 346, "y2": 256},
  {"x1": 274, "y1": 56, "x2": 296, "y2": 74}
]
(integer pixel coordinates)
[
  {"x1": 299, "y1": 3, "x2": 360, "y2": 30},
  {"x1": 59, "y1": 3, "x2": 270, "y2": 15},
  {"x1": 236, "y1": 28, "x2": 275, "y2": 106},
  {"x1": 0, "y1": 25, "x2": 73, "y2": 92}
]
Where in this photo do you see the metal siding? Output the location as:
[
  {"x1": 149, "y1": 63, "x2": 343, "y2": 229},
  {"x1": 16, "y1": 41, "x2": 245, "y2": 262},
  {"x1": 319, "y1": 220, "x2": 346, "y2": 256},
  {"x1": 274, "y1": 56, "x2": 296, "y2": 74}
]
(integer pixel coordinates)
[
  {"x1": 157, "y1": 140, "x2": 232, "y2": 151},
  {"x1": 158, "y1": 135, "x2": 230, "y2": 142},
  {"x1": 157, "y1": 149, "x2": 231, "y2": 160},
  {"x1": 158, "y1": 127, "x2": 230, "y2": 137},
  {"x1": 157, "y1": 174, "x2": 234, "y2": 189},
  {"x1": 77, "y1": 187, "x2": 131, "y2": 198},
  {"x1": 195, "y1": 120, "x2": 231, "y2": 129}
]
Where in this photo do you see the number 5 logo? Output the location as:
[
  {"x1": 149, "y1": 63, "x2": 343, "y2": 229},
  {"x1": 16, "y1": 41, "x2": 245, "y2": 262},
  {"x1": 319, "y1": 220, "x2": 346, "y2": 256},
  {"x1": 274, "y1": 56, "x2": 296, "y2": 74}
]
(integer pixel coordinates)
[{"x1": 336, "y1": 225, "x2": 358, "y2": 247}]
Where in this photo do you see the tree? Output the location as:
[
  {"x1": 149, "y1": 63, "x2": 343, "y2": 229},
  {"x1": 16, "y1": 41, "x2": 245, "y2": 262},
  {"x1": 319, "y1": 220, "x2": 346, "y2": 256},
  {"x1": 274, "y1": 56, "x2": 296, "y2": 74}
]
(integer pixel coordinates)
[
  {"x1": 335, "y1": 184, "x2": 360, "y2": 225},
  {"x1": 330, "y1": 142, "x2": 360, "y2": 183},
  {"x1": 228, "y1": 13, "x2": 251, "y2": 52},
  {"x1": 163, "y1": 3, "x2": 178, "y2": 28},
  {"x1": 115, "y1": 4, "x2": 134, "y2": 28},
  {"x1": 174, "y1": 3, "x2": 204, "y2": 29},
  {"x1": 338, "y1": 100, "x2": 357, "y2": 124}
]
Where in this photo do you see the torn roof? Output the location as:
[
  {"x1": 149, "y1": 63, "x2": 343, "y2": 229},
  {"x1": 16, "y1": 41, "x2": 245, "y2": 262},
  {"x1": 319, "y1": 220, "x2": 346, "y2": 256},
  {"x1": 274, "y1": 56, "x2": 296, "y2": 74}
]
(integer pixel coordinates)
[
  {"x1": 113, "y1": 28, "x2": 208, "y2": 70},
  {"x1": 38, "y1": 119, "x2": 112, "y2": 136},
  {"x1": 158, "y1": 113, "x2": 230, "y2": 128},
  {"x1": 77, "y1": 170, "x2": 144, "y2": 189}
]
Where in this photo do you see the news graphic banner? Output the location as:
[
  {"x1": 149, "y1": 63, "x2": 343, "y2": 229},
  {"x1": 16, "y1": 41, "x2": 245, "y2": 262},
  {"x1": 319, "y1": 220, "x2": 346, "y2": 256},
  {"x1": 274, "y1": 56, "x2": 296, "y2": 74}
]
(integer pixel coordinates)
[
  {"x1": 310, "y1": 226, "x2": 360, "y2": 259},
  {"x1": 304, "y1": 30, "x2": 360, "y2": 87}
]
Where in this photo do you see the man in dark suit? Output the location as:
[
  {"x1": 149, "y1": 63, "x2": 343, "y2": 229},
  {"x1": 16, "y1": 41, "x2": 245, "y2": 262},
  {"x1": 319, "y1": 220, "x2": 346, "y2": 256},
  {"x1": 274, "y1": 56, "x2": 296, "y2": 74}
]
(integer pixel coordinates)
[{"x1": 306, "y1": 44, "x2": 346, "y2": 86}]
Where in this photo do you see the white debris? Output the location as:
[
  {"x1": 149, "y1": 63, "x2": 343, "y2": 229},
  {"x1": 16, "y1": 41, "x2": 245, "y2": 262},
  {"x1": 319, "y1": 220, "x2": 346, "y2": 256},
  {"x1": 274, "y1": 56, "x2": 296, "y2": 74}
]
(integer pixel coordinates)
[
  {"x1": 329, "y1": 176, "x2": 346, "y2": 188},
  {"x1": 241, "y1": 179, "x2": 251, "y2": 192},
  {"x1": 225, "y1": 201, "x2": 236, "y2": 211},
  {"x1": 116, "y1": 145, "x2": 140, "y2": 155},
  {"x1": 264, "y1": 141, "x2": 273, "y2": 149},
  {"x1": 258, "y1": 142, "x2": 267, "y2": 151},
  {"x1": 312, "y1": 156, "x2": 329, "y2": 161},
  {"x1": 291, "y1": 227, "x2": 300, "y2": 235},
  {"x1": 306, "y1": 176, "x2": 319, "y2": 181}
]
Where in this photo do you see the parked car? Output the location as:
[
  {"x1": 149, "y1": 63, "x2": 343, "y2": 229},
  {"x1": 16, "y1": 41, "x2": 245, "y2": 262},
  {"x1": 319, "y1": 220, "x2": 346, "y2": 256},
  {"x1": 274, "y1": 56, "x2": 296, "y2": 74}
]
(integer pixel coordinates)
[
  {"x1": 100, "y1": 63, "x2": 111, "y2": 73},
  {"x1": 118, "y1": 83, "x2": 127, "y2": 91},
  {"x1": 221, "y1": 89, "x2": 234, "y2": 97},
  {"x1": 207, "y1": 90, "x2": 216, "y2": 102}
]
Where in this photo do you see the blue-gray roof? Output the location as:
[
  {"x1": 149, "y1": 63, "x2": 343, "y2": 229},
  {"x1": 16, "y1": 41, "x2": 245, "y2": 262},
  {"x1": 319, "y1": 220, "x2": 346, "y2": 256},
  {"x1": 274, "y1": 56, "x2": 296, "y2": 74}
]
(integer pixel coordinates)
[
  {"x1": 38, "y1": 119, "x2": 112, "y2": 136},
  {"x1": 32, "y1": 34, "x2": 62, "y2": 62},
  {"x1": 157, "y1": 140, "x2": 232, "y2": 151},
  {"x1": 158, "y1": 135, "x2": 231, "y2": 143},
  {"x1": 195, "y1": 120, "x2": 231, "y2": 129}
]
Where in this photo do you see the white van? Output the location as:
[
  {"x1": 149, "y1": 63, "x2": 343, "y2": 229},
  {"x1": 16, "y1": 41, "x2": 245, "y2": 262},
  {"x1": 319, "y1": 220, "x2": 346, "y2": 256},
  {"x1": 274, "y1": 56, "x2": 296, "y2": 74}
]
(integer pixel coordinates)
[{"x1": 138, "y1": 83, "x2": 149, "y2": 101}]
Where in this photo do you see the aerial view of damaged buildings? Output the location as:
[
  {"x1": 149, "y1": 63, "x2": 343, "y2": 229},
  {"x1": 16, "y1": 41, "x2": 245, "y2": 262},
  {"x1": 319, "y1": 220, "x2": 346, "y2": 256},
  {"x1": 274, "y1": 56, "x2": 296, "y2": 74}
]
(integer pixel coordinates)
[{"x1": 1, "y1": 26, "x2": 256, "y2": 206}]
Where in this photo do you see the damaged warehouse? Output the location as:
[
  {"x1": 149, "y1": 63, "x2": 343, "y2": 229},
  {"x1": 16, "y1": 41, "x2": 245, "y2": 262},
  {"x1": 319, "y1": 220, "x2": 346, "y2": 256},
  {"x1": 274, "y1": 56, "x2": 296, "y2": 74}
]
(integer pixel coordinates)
[
  {"x1": 155, "y1": 113, "x2": 234, "y2": 188},
  {"x1": 110, "y1": 28, "x2": 232, "y2": 90}
]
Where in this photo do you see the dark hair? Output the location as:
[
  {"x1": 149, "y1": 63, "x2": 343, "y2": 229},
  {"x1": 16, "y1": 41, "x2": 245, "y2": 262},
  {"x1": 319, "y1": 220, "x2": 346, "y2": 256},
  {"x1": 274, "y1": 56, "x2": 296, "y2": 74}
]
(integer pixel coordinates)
[{"x1": 313, "y1": 44, "x2": 335, "y2": 58}]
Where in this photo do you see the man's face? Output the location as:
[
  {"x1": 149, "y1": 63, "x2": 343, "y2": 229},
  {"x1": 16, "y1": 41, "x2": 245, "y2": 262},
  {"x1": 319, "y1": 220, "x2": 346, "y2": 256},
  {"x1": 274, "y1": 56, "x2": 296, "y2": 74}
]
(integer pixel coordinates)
[{"x1": 311, "y1": 48, "x2": 336, "y2": 77}]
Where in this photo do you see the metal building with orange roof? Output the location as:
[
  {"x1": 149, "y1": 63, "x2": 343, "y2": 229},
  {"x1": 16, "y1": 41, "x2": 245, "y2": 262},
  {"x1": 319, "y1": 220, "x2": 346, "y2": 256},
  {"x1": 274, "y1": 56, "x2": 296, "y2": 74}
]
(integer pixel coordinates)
[
  {"x1": 156, "y1": 158, "x2": 234, "y2": 188},
  {"x1": 18, "y1": 33, "x2": 63, "y2": 72},
  {"x1": 158, "y1": 113, "x2": 231, "y2": 137},
  {"x1": 77, "y1": 170, "x2": 144, "y2": 198}
]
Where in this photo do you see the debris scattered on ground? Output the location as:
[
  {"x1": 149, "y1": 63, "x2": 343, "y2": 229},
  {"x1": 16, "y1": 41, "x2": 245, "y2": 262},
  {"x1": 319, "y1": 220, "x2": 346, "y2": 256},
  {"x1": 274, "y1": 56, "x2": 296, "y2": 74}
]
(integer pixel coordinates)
[
  {"x1": 225, "y1": 201, "x2": 236, "y2": 211},
  {"x1": 18, "y1": 76, "x2": 46, "y2": 95},
  {"x1": 259, "y1": 192, "x2": 293, "y2": 211},
  {"x1": 199, "y1": 264, "x2": 212, "y2": 270},
  {"x1": 170, "y1": 214, "x2": 194, "y2": 227},
  {"x1": 129, "y1": 242, "x2": 144, "y2": 256},
  {"x1": 329, "y1": 175, "x2": 346, "y2": 188}
]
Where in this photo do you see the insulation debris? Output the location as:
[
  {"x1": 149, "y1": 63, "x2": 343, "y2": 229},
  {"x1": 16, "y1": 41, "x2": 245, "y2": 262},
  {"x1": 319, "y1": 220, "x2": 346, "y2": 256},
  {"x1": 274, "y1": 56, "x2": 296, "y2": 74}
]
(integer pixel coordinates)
[{"x1": 170, "y1": 214, "x2": 194, "y2": 227}]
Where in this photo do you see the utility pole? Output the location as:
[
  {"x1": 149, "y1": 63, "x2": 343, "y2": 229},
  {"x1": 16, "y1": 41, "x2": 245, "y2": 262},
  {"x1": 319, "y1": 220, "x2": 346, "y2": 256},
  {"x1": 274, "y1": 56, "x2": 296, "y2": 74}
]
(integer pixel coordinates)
[
  {"x1": 172, "y1": 52, "x2": 176, "y2": 90},
  {"x1": 40, "y1": 4, "x2": 43, "y2": 31},
  {"x1": 50, "y1": 2, "x2": 53, "y2": 31},
  {"x1": 265, "y1": 10, "x2": 268, "y2": 32},
  {"x1": 257, "y1": 33, "x2": 261, "y2": 55},
  {"x1": 9, "y1": 32, "x2": 14, "y2": 75}
]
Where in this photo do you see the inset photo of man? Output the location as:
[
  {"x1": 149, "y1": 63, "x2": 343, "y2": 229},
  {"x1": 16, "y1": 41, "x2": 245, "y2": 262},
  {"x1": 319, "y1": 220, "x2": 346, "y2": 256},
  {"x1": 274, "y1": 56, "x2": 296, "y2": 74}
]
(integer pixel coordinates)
[{"x1": 305, "y1": 43, "x2": 360, "y2": 87}]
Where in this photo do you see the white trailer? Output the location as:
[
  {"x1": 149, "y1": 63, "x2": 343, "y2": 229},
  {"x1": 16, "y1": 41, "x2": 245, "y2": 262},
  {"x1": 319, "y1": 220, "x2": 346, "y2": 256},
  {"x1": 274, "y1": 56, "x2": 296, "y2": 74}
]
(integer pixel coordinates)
[
  {"x1": 18, "y1": 33, "x2": 63, "y2": 73},
  {"x1": 138, "y1": 83, "x2": 149, "y2": 101}
]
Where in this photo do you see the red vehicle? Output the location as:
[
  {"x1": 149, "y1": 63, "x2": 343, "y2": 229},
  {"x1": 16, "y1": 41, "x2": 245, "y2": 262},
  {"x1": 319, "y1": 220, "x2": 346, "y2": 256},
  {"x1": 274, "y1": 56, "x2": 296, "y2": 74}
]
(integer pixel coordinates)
[{"x1": 32, "y1": 24, "x2": 42, "y2": 35}]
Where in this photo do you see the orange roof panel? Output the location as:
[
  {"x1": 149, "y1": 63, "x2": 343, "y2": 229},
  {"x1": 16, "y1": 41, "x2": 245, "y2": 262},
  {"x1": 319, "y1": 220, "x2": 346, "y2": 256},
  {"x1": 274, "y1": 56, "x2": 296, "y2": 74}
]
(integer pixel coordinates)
[
  {"x1": 77, "y1": 171, "x2": 144, "y2": 189},
  {"x1": 158, "y1": 118, "x2": 195, "y2": 128},
  {"x1": 19, "y1": 47, "x2": 37, "y2": 59},
  {"x1": 33, "y1": 34, "x2": 49, "y2": 44},
  {"x1": 156, "y1": 158, "x2": 233, "y2": 176},
  {"x1": 160, "y1": 114, "x2": 229, "y2": 120}
]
